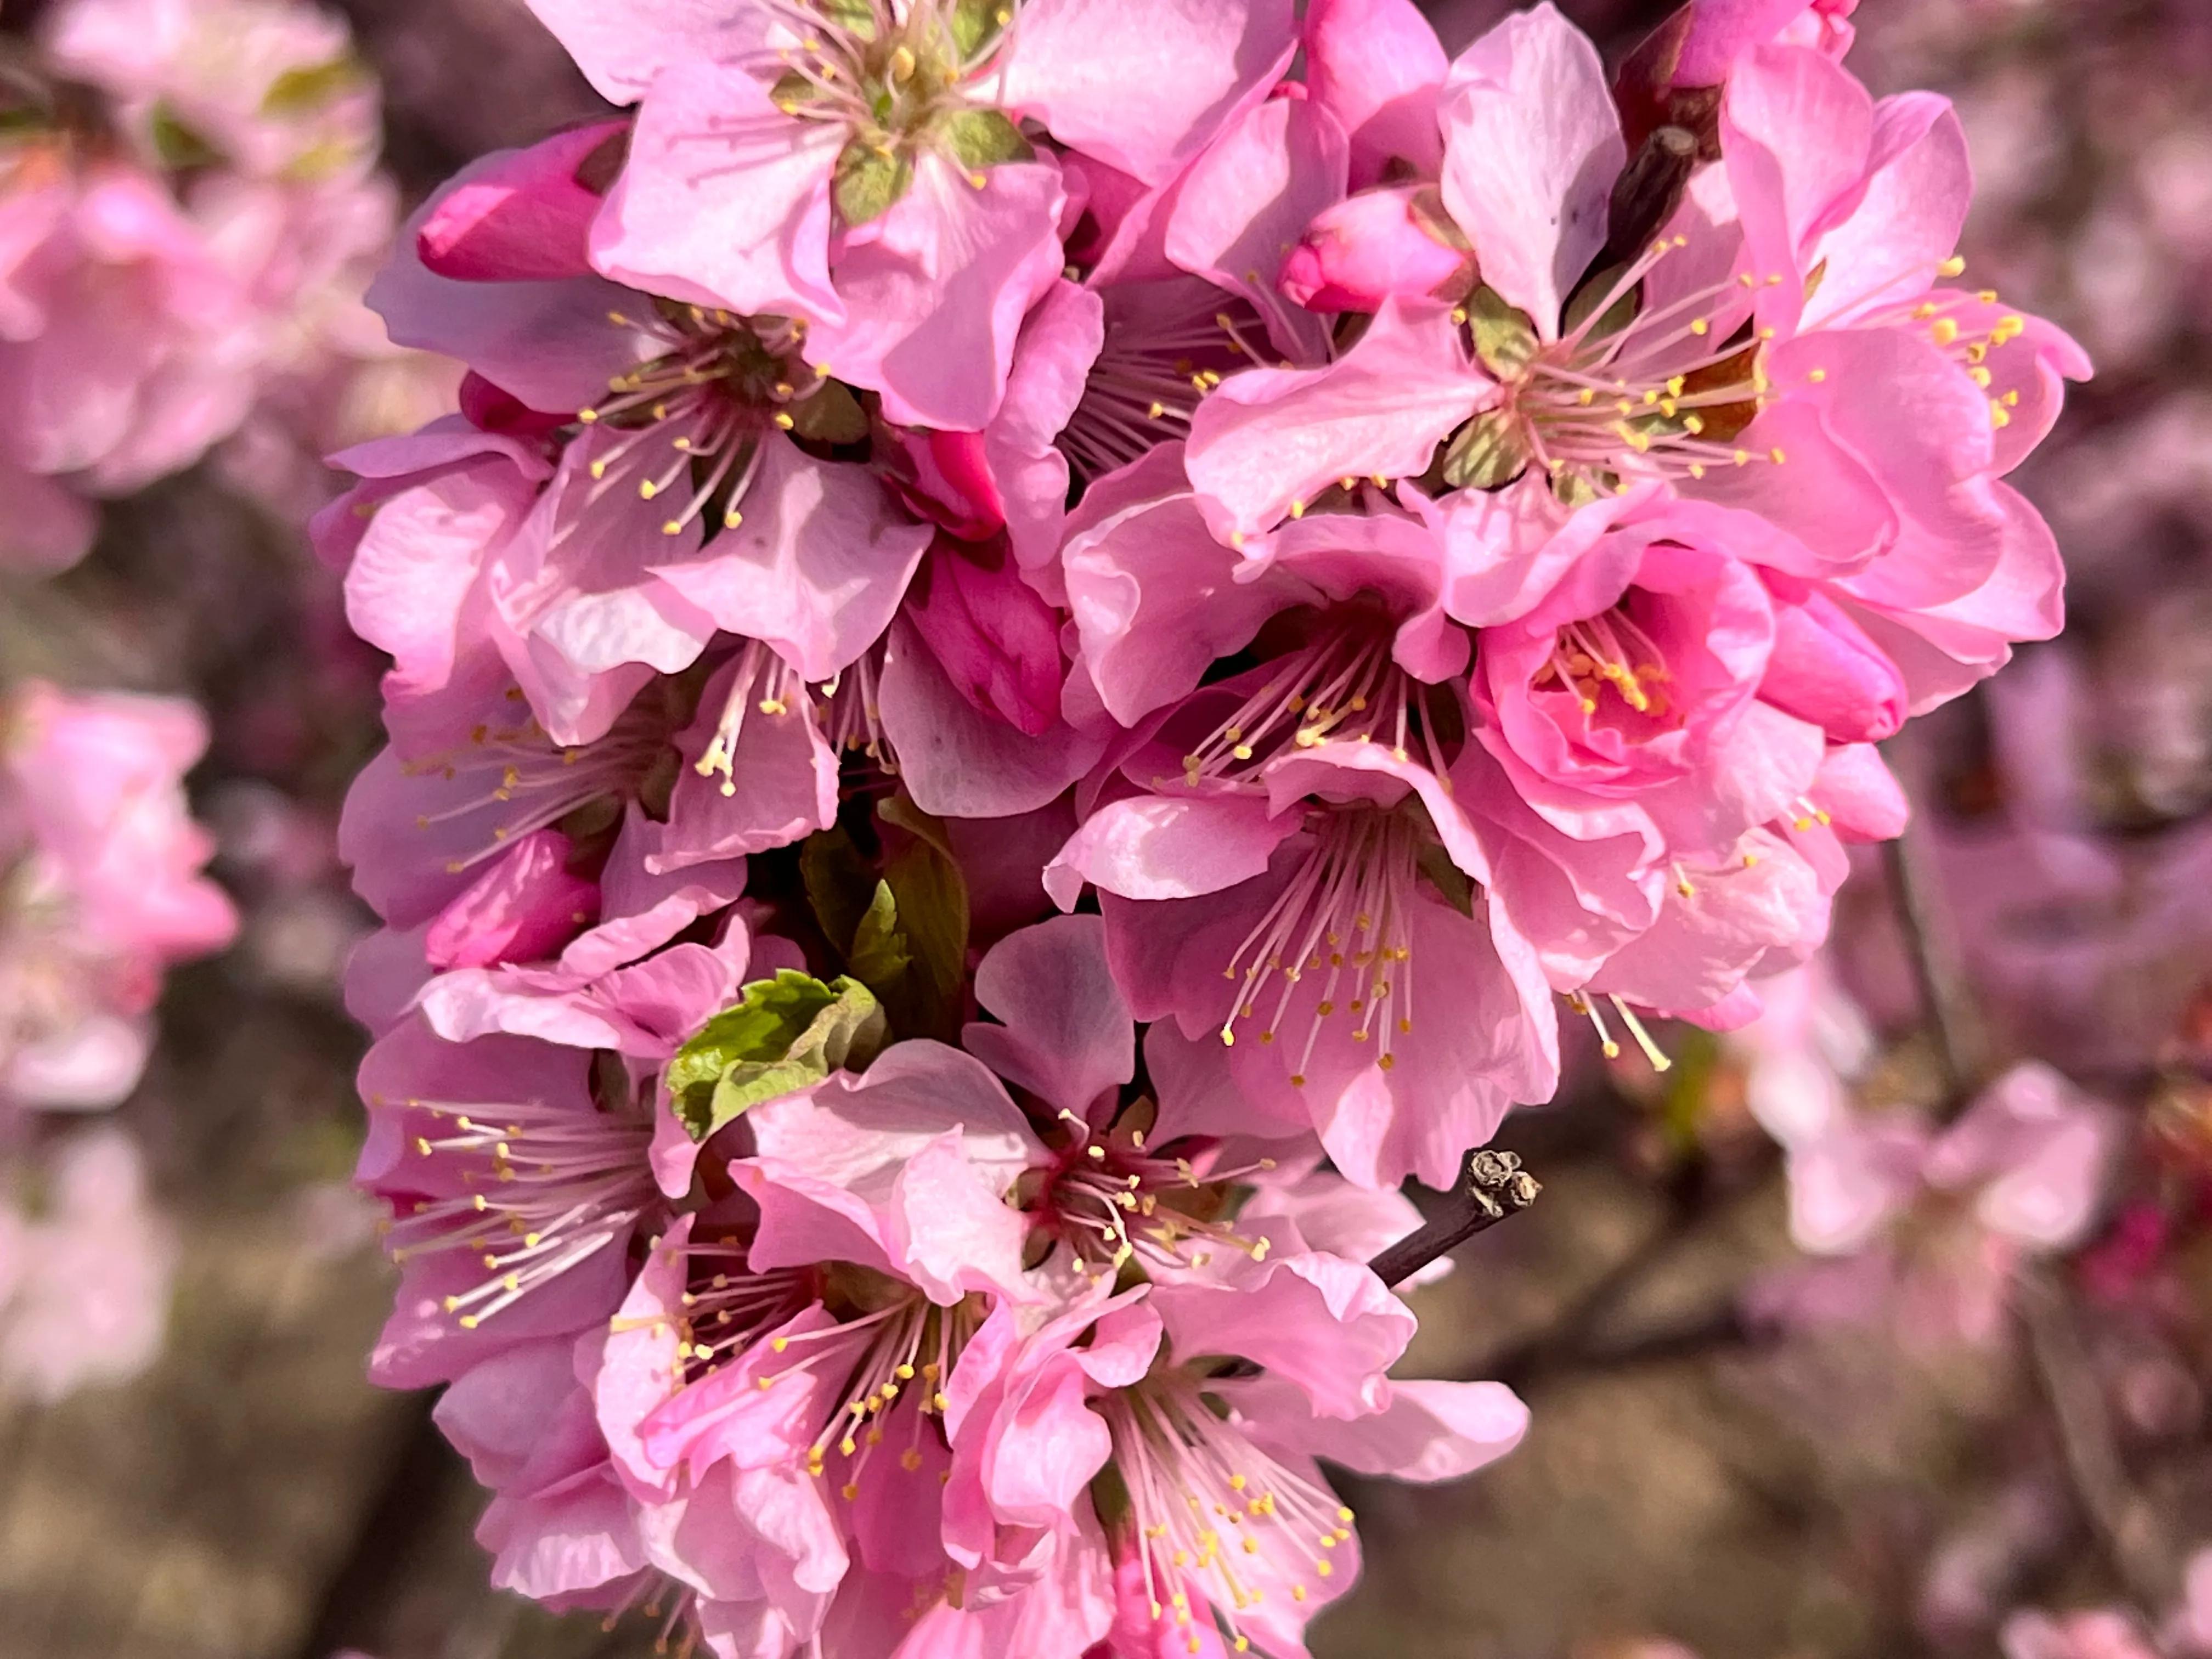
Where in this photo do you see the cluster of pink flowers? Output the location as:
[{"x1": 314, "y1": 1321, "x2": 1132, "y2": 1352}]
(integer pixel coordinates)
[
  {"x1": 0, "y1": 681, "x2": 234, "y2": 1398},
  {"x1": 0, "y1": 0, "x2": 441, "y2": 567},
  {"x1": 325, "y1": 0, "x2": 2087, "y2": 1651}
]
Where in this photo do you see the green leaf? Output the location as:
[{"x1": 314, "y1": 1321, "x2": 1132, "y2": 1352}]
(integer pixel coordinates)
[
  {"x1": 668, "y1": 971, "x2": 887, "y2": 1141},
  {"x1": 938, "y1": 108, "x2": 1032, "y2": 172},
  {"x1": 833, "y1": 139, "x2": 912, "y2": 228},
  {"x1": 847, "y1": 880, "x2": 913, "y2": 992},
  {"x1": 148, "y1": 103, "x2": 219, "y2": 170},
  {"x1": 875, "y1": 795, "x2": 970, "y2": 1043},
  {"x1": 1440, "y1": 409, "x2": 1530, "y2": 491},
  {"x1": 787, "y1": 379, "x2": 870, "y2": 447},
  {"x1": 1466, "y1": 285, "x2": 1538, "y2": 378},
  {"x1": 261, "y1": 57, "x2": 362, "y2": 116},
  {"x1": 819, "y1": 0, "x2": 881, "y2": 38},
  {"x1": 801, "y1": 826, "x2": 877, "y2": 956}
]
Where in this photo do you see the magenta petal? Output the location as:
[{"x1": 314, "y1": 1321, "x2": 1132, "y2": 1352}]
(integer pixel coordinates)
[
  {"x1": 1150, "y1": 1253, "x2": 1414, "y2": 1419},
  {"x1": 963, "y1": 914, "x2": 1134, "y2": 1121},
  {"x1": 418, "y1": 120, "x2": 625, "y2": 282},
  {"x1": 1163, "y1": 91, "x2": 1346, "y2": 364},
  {"x1": 1047, "y1": 794, "x2": 1301, "y2": 909},
  {"x1": 876, "y1": 616, "x2": 1109, "y2": 821},
  {"x1": 1064, "y1": 457, "x2": 1316, "y2": 725}
]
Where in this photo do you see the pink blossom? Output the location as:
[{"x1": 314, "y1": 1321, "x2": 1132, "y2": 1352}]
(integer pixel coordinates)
[
  {"x1": 528, "y1": 0, "x2": 1296, "y2": 427},
  {"x1": 41, "y1": 0, "x2": 380, "y2": 184},
  {"x1": 0, "y1": 683, "x2": 236, "y2": 1113},
  {"x1": 357, "y1": 1015, "x2": 661, "y2": 1387},
  {"x1": 0, "y1": 1127, "x2": 176, "y2": 1401},
  {"x1": 941, "y1": 1272, "x2": 1527, "y2": 1657},
  {"x1": 2000, "y1": 1609, "x2": 2161, "y2": 1659}
]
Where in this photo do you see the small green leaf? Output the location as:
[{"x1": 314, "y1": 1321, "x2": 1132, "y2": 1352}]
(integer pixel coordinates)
[
  {"x1": 770, "y1": 69, "x2": 827, "y2": 116},
  {"x1": 1440, "y1": 409, "x2": 1530, "y2": 491},
  {"x1": 847, "y1": 881, "x2": 912, "y2": 992},
  {"x1": 938, "y1": 108, "x2": 1032, "y2": 172},
  {"x1": 876, "y1": 795, "x2": 970, "y2": 1043},
  {"x1": 787, "y1": 380, "x2": 870, "y2": 447},
  {"x1": 833, "y1": 139, "x2": 912, "y2": 227},
  {"x1": 1466, "y1": 285, "x2": 1538, "y2": 378},
  {"x1": 801, "y1": 826, "x2": 877, "y2": 956},
  {"x1": 261, "y1": 57, "x2": 362, "y2": 116},
  {"x1": 668, "y1": 971, "x2": 887, "y2": 1140},
  {"x1": 148, "y1": 104, "x2": 220, "y2": 170}
]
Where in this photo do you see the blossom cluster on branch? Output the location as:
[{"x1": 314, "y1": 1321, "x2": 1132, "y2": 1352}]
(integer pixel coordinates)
[{"x1": 321, "y1": 0, "x2": 2088, "y2": 1651}]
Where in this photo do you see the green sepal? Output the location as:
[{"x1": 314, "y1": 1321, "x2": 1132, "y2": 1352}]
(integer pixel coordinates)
[
  {"x1": 938, "y1": 107, "x2": 1032, "y2": 172},
  {"x1": 819, "y1": 0, "x2": 881, "y2": 40},
  {"x1": 1466, "y1": 285, "x2": 1538, "y2": 378},
  {"x1": 1560, "y1": 262, "x2": 1639, "y2": 342},
  {"x1": 1415, "y1": 840, "x2": 1476, "y2": 919},
  {"x1": 786, "y1": 380, "x2": 870, "y2": 446},
  {"x1": 261, "y1": 57, "x2": 362, "y2": 116},
  {"x1": 668, "y1": 970, "x2": 888, "y2": 1141},
  {"x1": 950, "y1": 0, "x2": 1009, "y2": 57},
  {"x1": 149, "y1": 103, "x2": 220, "y2": 170},
  {"x1": 1440, "y1": 408, "x2": 1530, "y2": 491},
  {"x1": 833, "y1": 139, "x2": 912, "y2": 228}
]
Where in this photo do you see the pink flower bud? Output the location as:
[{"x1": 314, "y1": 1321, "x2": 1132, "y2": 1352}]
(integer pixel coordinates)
[
  {"x1": 887, "y1": 428, "x2": 1007, "y2": 543},
  {"x1": 1759, "y1": 584, "x2": 1907, "y2": 743},
  {"x1": 416, "y1": 120, "x2": 626, "y2": 283},
  {"x1": 457, "y1": 371, "x2": 567, "y2": 438},
  {"x1": 1280, "y1": 186, "x2": 1469, "y2": 314},
  {"x1": 902, "y1": 534, "x2": 1064, "y2": 737},
  {"x1": 423, "y1": 830, "x2": 598, "y2": 970}
]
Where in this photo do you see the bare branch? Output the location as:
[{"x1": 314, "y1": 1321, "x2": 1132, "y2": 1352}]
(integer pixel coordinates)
[{"x1": 1370, "y1": 1150, "x2": 1541, "y2": 1289}]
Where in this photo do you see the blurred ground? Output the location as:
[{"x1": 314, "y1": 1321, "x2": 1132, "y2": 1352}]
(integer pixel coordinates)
[{"x1": 0, "y1": 1, "x2": 2170, "y2": 1656}]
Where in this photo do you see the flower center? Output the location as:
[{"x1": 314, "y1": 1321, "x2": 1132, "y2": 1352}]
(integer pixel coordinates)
[
  {"x1": 1101, "y1": 1376, "x2": 1357, "y2": 1654},
  {"x1": 1218, "y1": 806, "x2": 1426, "y2": 1089},
  {"x1": 1030, "y1": 1109, "x2": 1279, "y2": 1284},
  {"x1": 692, "y1": 637, "x2": 894, "y2": 797},
  {"x1": 1528, "y1": 603, "x2": 1676, "y2": 722},
  {"x1": 405, "y1": 687, "x2": 675, "y2": 876},
  {"x1": 753, "y1": 1275, "x2": 984, "y2": 1498},
  {"x1": 763, "y1": 0, "x2": 1030, "y2": 218},
  {"x1": 578, "y1": 302, "x2": 846, "y2": 539},
  {"x1": 1060, "y1": 295, "x2": 1255, "y2": 485},
  {"x1": 1177, "y1": 621, "x2": 1453, "y2": 789},
  {"x1": 380, "y1": 1094, "x2": 657, "y2": 1329},
  {"x1": 1466, "y1": 236, "x2": 1790, "y2": 501}
]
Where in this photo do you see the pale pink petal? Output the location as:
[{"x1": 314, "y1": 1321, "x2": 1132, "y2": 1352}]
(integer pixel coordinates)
[
  {"x1": 962, "y1": 914, "x2": 1133, "y2": 1120},
  {"x1": 996, "y1": 0, "x2": 1296, "y2": 186},
  {"x1": 1305, "y1": 0, "x2": 1449, "y2": 190},
  {"x1": 1437, "y1": 2, "x2": 1624, "y2": 335},
  {"x1": 1184, "y1": 297, "x2": 1488, "y2": 541}
]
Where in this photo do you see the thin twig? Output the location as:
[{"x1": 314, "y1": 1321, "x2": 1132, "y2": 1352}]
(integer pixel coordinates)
[
  {"x1": 2017, "y1": 1263, "x2": 2175, "y2": 1609},
  {"x1": 1881, "y1": 828, "x2": 1983, "y2": 1110},
  {"x1": 1369, "y1": 1150, "x2": 1541, "y2": 1288}
]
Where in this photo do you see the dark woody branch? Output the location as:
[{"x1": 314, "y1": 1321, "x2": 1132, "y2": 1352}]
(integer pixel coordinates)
[{"x1": 1369, "y1": 1150, "x2": 1542, "y2": 1289}]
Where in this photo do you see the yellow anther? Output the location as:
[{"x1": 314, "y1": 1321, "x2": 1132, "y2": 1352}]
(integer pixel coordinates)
[{"x1": 1937, "y1": 255, "x2": 1967, "y2": 278}]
